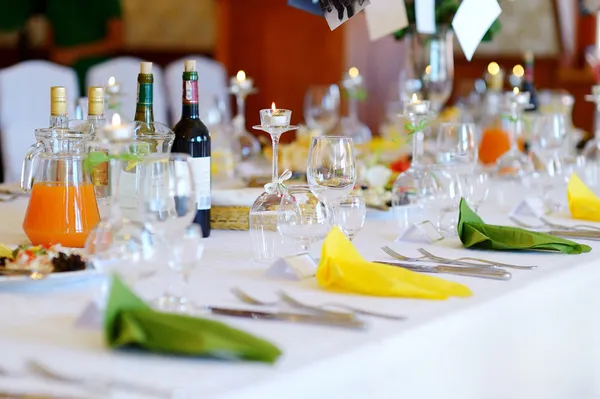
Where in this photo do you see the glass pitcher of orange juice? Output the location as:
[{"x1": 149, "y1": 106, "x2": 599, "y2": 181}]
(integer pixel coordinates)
[{"x1": 21, "y1": 128, "x2": 100, "y2": 248}]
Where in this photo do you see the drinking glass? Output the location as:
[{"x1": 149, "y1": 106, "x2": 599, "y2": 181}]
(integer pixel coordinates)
[
  {"x1": 306, "y1": 136, "x2": 356, "y2": 214},
  {"x1": 304, "y1": 84, "x2": 341, "y2": 134},
  {"x1": 138, "y1": 153, "x2": 198, "y2": 311},
  {"x1": 428, "y1": 170, "x2": 464, "y2": 236},
  {"x1": 462, "y1": 172, "x2": 490, "y2": 212},
  {"x1": 334, "y1": 195, "x2": 366, "y2": 240},
  {"x1": 277, "y1": 185, "x2": 331, "y2": 252},
  {"x1": 436, "y1": 123, "x2": 478, "y2": 169},
  {"x1": 533, "y1": 113, "x2": 567, "y2": 176}
]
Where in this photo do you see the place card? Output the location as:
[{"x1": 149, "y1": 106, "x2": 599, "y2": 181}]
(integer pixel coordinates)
[
  {"x1": 265, "y1": 252, "x2": 318, "y2": 281},
  {"x1": 324, "y1": 0, "x2": 371, "y2": 31},
  {"x1": 415, "y1": 0, "x2": 436, "y2": 34},
  {"x1": 74, "y1": 301, "x2": 102, "y2": 330},
  {"x1": 452, "y1": 0, "x2": 502, "y2": 61},
  {"x1": 287, "y1": 0, "x2": 324, "y2": 16},
  {"x1": 364, "y1": 0, "x2": 408, "y2": 41},
  {"x1": 397, "y1": 220, "x2": 444, "y2": 243},
  {"x1": 509, "y1": 197, "x2": 546, "y2": 218}
]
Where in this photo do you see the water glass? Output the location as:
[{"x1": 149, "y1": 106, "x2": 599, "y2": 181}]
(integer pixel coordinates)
[
  {"x1": 304, "y1": 84, "x2": 341, "y2": 134},
  {"x1": 306, "y1": 136, "x2": 356, "y2": 211},
  {"x1": 436, "y1": 123, "x2": 478, "y2": 169},
  {"x1": 277, "y1": 186, "x2": 331, "y2": 252},
  {"x1": 334, "y1": 195, "x2": 366, "y2": 240}
]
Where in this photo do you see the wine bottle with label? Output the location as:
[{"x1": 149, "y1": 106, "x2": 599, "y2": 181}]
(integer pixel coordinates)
[
  {"x1": 521, "y1": 51, "x2": 539, "y2": 112},
  {"x1": 172, "y1": 60, "x2": 211, "y2": 237},
  {"x1": 50, "y1": 86, "x2": 68, "y2": 128},
  {"x1": 133, "y1": 61, "x2": 155, "y2": 132}
]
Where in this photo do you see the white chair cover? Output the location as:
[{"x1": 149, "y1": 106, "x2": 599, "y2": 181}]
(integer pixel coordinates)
[
  {"x1": 165, "y1": 56, "x2": 230, "y2": 126},
  {"x1": 86, "y1": 56, "x2": 169, "y2": 125},
  {"x1": 0, "y1": 60, "x2": 79, "y2": 183}
]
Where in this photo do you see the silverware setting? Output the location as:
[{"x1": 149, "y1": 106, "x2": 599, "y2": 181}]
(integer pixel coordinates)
[
  {"x1": 381, "y1": 246, "x2": 536, "y2": 271},
  {"x1": 206, "y1": 306, "x2": 368, "y2": 330},
  {"x1": 231, "y1": 287, "x2": 405, "y2": 321},
  {"x1": 547, "y1": 230, "x2": 600, "y2": 241},
  {"x1": 374, "y1": 261, "x2": 512, "y2": 280},
  {"x1": 510, "y1": 215, "x2": 600, "y2": 232}
]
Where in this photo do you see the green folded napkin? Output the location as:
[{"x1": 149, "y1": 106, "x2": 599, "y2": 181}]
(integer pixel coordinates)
[
  {"x1": 457, "y1": 198, "x2": 592, "y2": 255},
  {"x1": 105, "y1": 276, "x2": 282, "y2": 363}
]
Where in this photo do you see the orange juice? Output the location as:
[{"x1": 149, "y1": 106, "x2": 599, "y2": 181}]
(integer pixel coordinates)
[
  {"x1": 479, "y1": 128, "x2": 511, "y2": 165},
  {"x1": 23, "y1": 182, "x2": 100, "y2": 248}
]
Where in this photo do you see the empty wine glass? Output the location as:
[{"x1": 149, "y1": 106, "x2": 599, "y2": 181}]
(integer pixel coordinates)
[
  {"x1": 436, "y1": 123, "x2": 478, "y2": 170},
  {"x1": 427, "y1": 169, "x2": 464, "y2": 236},
  {"x1": 277, "y1": 185, "x2": 331, "y2": 252},
  {"x1": 533, "y1": 113, "x2": 567, "y2": 176},
  {"x1": 334, "y1": 195, "x2": 366, "y2": 240},
  {"x1": 164, "y1": 224, "x2": 204, "y2": 312},
  {"x1": 304, "y1": 84, "x2": 341, "y2": 134},
  {"x1": 462, "y1": 172, "x2": 490, "y2": 212},
  {"x1": 306, "y1": 136, "x2": 356, "y2": 214}
]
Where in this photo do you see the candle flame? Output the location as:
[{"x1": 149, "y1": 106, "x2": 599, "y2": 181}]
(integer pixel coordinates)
[
  {"x1": 112, "y1": 113, "x2": 121, "y2": 125},
  {"x1": 487, "y1": 62, "x2": 500, "y2": 76},
  {"x1": 411, "y1": 93, "x2": 418, "y2": 102},
  {"x1": 512, "y1": 64, "x2": 524, "y2": 78},
  {"x1": 271, "y1": 102, "x2": 277, "y2": 112},
  {"x1": 425, "y1": 65, "x2": 431, "y2": 75},
  {"x1": 108, "y1": 76, "x2": 116, "y2": 86},
  {"x1": 513, "y1": 87, "x2": 520, "y2": 95},
  {"x1": 349, "y1": 67, "x2": 359, "y2": 78},
  {"x1": 236, "y1": 70, "x2": 246, "y2": 81}
]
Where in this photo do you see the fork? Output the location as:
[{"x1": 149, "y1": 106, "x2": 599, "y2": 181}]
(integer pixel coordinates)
[
  {"x1": 539, "y1": 216, "x2": 600, "y2": 232},
  {"x1": 381, "y1": 246, "x2": 427, "y2": 263},
  {"x1": 417, "y1": 248, "x2": 537, "y2": 270}
]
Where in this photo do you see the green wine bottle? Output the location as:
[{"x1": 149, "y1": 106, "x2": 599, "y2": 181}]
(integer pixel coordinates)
[{"x1": 133, "y1": 61, "x2": 155, "y2": 132}]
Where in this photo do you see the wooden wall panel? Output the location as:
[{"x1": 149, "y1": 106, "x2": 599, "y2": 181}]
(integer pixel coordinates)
[{"x1": 216, "y1": 0, "x2": 345, "y2": 143}]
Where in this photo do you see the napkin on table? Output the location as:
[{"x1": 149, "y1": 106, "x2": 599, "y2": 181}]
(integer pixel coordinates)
[
  {"x1": 567, "y1": 174, "x2": 600, "y2": 222},
  {"x1": 105, "y1": 276, "x2": 282, "y2": 363},
  {"x1": 458, "y1": 198, "x2": 591, "y2": 254},
  {"x1": 316, "y1": 228, "x2": 472, "y2": 300}
]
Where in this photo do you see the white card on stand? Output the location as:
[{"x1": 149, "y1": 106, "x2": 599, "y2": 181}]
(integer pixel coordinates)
[
  {"x1": 415, "y1": 0, "x2": 436, "y2": 34},
  {"x1": 364, "y1": 0, "x2": 408, "y2": 41},
  {"x1": 397, "y1": 220, "x2": 444, "y2": 243},
  {"x1": 265, "y1": 253, "x2": 318, "y2": 281},
  {"x1": 74, "y1": 302, "x2": 102, "y2": 330},
  {"x1": 510, "y1": 197, "x2": 547, "y2": 218},
  {"x1": 452, "y1": 0, "x2": 501, "y2": 61}
]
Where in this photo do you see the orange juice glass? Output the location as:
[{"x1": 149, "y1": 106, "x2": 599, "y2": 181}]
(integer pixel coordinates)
[{"x1": 21, "y1": 128, "x2": 99, "y2": 248}]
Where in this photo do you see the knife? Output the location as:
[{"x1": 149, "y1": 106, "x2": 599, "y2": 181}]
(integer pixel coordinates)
[
  {"x1": 206, "y1": 307, "x2": 367, "y2": 330},
  {"x1": 374, "y1": 261, "x2": 511, "y2": 281},
  {"x1": 548, "y1": 230, "x2": 600, "y2": 241}
]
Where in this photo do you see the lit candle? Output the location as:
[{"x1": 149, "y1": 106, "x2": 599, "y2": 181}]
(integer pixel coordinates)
[
  {"x1": 100, "y1": 113, "x2": 133, "y2": 142},
  {"x1": 260, "y1": 103, "x2": 291, "y2": 127},
  {"x1": 346, "y1": 67, "x2": 363, "y2": 86},
  {"x1": 230, "y1": 70, "x2": 253, "y2": 91},
  {"x1": 404, "y1": 93, "x2": 430, "y2": 114},
  {"x1": 106, "y1": 76, "x2": 120, "y2": 94}
]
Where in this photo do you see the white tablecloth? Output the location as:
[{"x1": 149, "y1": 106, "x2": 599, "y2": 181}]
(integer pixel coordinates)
[{"x1": 0, "y1": 196, "x2": 599, "y2": 399}]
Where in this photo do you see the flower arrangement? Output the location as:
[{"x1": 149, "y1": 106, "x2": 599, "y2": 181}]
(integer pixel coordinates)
[{"x1": 393, "y1": 0, "x2": 502, "y2": 41}]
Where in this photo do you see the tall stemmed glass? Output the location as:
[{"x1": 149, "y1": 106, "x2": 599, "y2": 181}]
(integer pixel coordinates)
[
  {"x1": 249, "y1": 105, "x2": 299, "y2": 262},
  {"x1": 306, "y1": 136, "x2": 356, "y2": 218},
  {"x1": 304, "y1": 85, "x2": 341, "y2": 134},
  {"x1": 496, "y1": 91, "x2": 535, "y2": 179}
]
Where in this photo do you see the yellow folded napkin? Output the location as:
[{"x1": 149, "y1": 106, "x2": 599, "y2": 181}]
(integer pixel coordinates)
[
  {"x1": 316, "y1": 228, "x2": 472, "y2": 300},
  {"x1": 568, "y1": 174, "x2": 600, "y2": 222}
]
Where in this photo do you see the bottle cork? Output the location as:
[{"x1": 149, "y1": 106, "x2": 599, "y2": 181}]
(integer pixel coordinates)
[
  {"x1": 50, "y1": 86, "x2": 67, "y2": 116},
  {"x1": 140, "y1": 62, "x2": 153, "y2": 74},
  {"x1": 87, "y1": 86, "x2": 105, "y2": 116},
  {"x1": 184, "y1": 60, "x2": 196, "y2": 72}
]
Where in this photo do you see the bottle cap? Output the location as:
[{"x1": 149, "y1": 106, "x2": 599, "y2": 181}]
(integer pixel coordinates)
[
  {"x1": 184, "y1": 60, "x2": 196, "y2": 72},
  {"x1": 50, "y1": 86, "x2": 67, "y2": 116},
  {"x1": 87, "y1": 86, "x2": 105, "y2": 116},
  {"x1": 140, "y1": 62, "x2": 153, "y2": 74}
]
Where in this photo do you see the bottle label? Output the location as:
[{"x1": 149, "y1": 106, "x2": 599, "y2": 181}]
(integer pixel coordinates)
[
  {"x1": 182, "y1": 80, "x2": 198, "y2": 104},
  {"x1": 188, "y1": 157, "x2": 211, "y2": 210},
  {"x1": 137, "y1": 82, "x2": 153, "y2": 106}
]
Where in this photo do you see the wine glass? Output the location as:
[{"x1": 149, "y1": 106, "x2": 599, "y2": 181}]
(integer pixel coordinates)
[
  {"x1": 334, "y1": 195, "x2": 366, "y2": 241},
  {"x1": 436, "y1": 123, "x2": 478, "y2": 170},
  {"x1": 304, "y1": 84, "x2": 341, "y2": 134},
  {"x1": 138, "y1": 152, "x2": 198, "y2": 311},
  {"x1": 306, "y1": 136, "x2": 356, "y2": 214},
  {"x1": 533, "y1": 113, "x2": 567, "y2": 176},
  {"x1": 277, "y1": 185, "x2": 331, "y2": 252},
  {"x1": 462, "y1": 172, "x2": 490, "y2": 213}
]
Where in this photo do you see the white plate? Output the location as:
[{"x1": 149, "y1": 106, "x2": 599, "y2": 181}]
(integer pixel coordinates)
[{"x1": 0, "y1": 269, "x2": 99, "y2": 290}]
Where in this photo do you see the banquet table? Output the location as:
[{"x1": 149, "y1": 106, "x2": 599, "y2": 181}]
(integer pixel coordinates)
[{"x1": 0, "y1": 190, "x2": 599, "y2": 399}]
